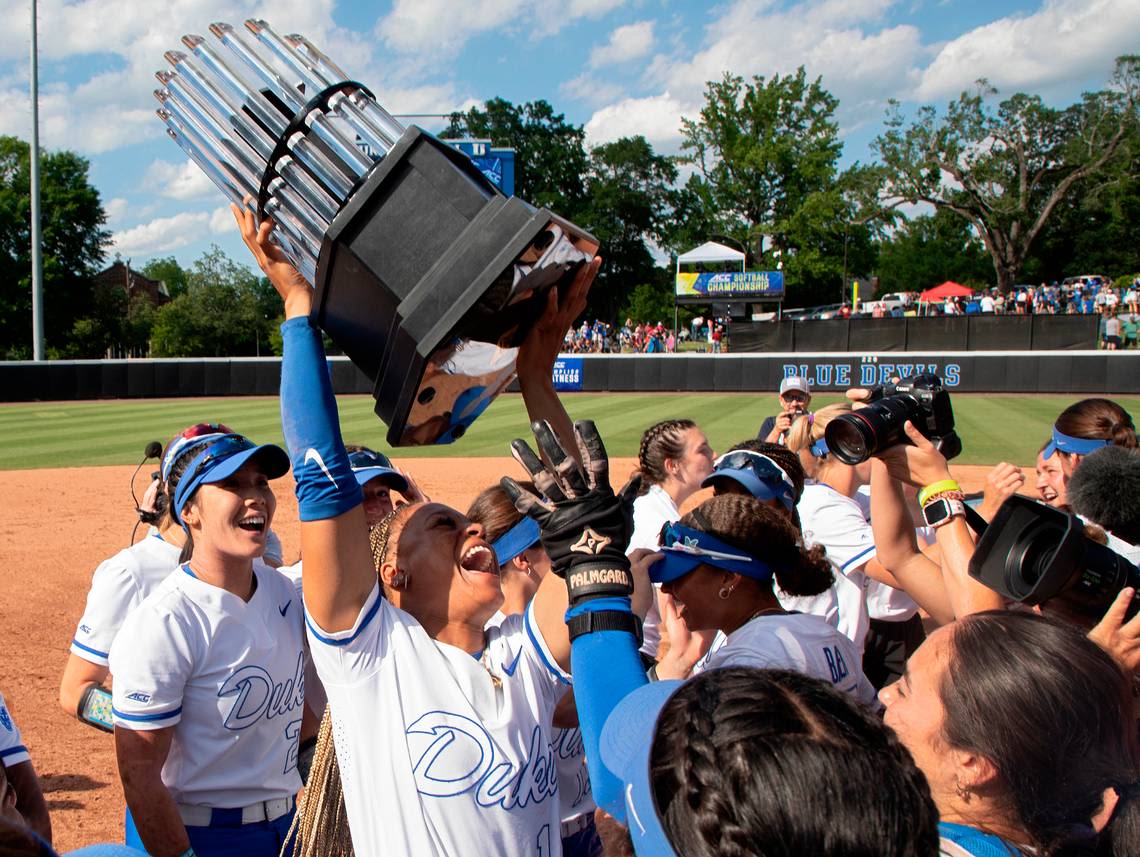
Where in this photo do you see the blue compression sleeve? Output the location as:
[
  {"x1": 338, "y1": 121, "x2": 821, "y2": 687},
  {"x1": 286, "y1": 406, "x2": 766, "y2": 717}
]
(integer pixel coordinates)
[
  {"x1": 566, "y1": 597, "x2": 648, "y2": 820},
  {"x1": 280, "y1": 316, "x2": 362, "y2": 521}
]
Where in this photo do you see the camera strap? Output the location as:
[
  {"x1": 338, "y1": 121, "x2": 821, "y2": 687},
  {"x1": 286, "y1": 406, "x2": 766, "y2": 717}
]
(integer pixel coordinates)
[{"x1": 963, "y1": 505, "x2": 989, "y2": 536}]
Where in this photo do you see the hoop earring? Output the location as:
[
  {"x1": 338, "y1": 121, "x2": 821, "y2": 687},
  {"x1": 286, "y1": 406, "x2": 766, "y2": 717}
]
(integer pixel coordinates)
[
  {"x1": 718, "y1": 585, "x2": 734, "y2": 600},
  {"x1": 392, "y1": 570, "x2": 408, "y2": 588}
]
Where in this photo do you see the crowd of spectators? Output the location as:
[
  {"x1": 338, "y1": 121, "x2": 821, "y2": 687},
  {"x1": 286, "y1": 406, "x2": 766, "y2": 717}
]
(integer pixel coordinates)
[{"x1": 561, "y1": 316, "x2": 729, "y2": 354}]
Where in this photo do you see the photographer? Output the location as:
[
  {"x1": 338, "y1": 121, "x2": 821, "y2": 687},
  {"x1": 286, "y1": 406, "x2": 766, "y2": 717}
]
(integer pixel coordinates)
[{"x1": 758, "y1": 377, "x2": 812, "y2": 445}]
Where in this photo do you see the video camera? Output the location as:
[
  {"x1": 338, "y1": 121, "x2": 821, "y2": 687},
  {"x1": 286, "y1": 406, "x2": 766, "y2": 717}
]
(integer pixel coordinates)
[
  {"x1": 968, "y1": 495, "x2": 1139, "y2": 628},
  {"x1": 824, "y1": 373, "x2": 962, "y2": 465}
]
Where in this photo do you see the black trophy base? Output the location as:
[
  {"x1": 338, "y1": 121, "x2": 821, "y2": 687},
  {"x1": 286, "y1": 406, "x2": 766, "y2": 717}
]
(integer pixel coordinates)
[{"x1": 311, "y1": 126, "x2": 597, "y2": 446}]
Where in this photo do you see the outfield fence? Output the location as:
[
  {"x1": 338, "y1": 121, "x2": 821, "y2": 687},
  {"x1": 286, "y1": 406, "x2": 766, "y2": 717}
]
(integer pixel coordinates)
[{"x1": 2, "y1": 351, "x2": 1139, "y2": 401}]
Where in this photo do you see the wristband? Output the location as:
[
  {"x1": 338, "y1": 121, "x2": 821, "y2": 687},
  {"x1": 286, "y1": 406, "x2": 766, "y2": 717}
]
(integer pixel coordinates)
[
  {"x1": 918, "y1": 479, "x2": 960, "y2": 507},
  {"x1": 567, "y1": 610, "x2": 642, "y2": 643},
  {"x1": 77, "y1": 685, "x2": 114, "y2": 733},
  {"x1": 925, "y1": 489, "x2": 965, "y2": 504}
]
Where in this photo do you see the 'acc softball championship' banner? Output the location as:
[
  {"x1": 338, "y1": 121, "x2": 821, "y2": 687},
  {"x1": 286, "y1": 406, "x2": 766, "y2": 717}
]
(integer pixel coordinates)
[{"x1": 676, "y1": 271, "x2": 785, "y2": 302}]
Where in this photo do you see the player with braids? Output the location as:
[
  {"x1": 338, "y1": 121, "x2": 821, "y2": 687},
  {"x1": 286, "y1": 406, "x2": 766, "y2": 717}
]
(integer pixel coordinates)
[
  {"x1": 628, "y1": 418, "x2": 714, "y2": 655},
  {"x1": 647, "y1": 494, "x2": 877, "y2": 706},
  {"x1": 237, "y1": 206, "x2": 652, "y2": 857},
  {"x1": 597, "y1": 668, "x2": 940, "y2": 857}
]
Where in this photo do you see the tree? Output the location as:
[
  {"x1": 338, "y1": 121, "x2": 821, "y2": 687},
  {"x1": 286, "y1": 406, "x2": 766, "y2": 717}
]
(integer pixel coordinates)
[
  {"x1": 873, "y1": 56, "x2": 1139, "y2": 292},
  {"x1": 443, "y1": 98, "x2": 590, "y2": 216},
  {"x1": 0, "y1": 136, "x2": 110, "y2": 358},
  {"x1": 577, "y1": 136, "x2": 678, "y2": 319},
  {"x1": 876, "y1": 209, "x2": 993, "y2": 293},
  {"x1": 141, "y1": 256, "x2": 190, "y2": 298},
  {"x1": 151, "y1": 247, "x2": 280, "y2": 357},
  {"x1": 679, "y1": 70, "x2": 873, "y2": 306}
]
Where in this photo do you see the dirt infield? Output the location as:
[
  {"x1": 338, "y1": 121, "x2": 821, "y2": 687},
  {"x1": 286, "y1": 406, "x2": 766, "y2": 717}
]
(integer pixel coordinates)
[{"x1": 0, "y1": 459, "x2": 995, "y2": 851}]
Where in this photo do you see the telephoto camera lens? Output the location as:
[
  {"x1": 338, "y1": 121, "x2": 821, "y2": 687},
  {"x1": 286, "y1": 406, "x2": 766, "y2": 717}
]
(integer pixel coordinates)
[{"x1": 825, "y1": 397, "x2": 918, "y2": 464}]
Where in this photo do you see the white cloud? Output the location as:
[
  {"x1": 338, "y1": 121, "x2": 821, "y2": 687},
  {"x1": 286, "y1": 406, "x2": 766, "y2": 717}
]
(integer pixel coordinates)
[
  {"x1": 104, "y1": 197, "x2": 129, "y2": 226},
  {"x1": 584, "y1": 92, "x2": 691, "y2": 150},
  {"x1": 559, "y1": 73, "x2": 625, "y2": 107},
  {"x1": 208, "y1": 205, "x2": 236, "y2": 234},
  {"x1": 376, "y1": 0, "x2": 626, "y2": 55},
  {"x1": 111, "y1": 211, "x2": 209, "y2": 257},
  {"x1": 144, "y1": 159, "x2": 216, "y2": 201},
  {"x1": 914, "y1": 0, "x2": 1140, "y2": 100},
  {"x1": 589, "y1": 20, "x2": 655, "y2": 68}
]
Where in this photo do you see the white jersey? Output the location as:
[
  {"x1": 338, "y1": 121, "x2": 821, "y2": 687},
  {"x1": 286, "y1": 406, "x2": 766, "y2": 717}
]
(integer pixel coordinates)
[
  {"x1": 109, "y1": 564, "x2": 305, "y2": 808},
  {"x1": 72, "y1": 530, "x2": 284, "y2": 666},
  {"x1": 778, "y1": 482, "x2": 876, "y2": 653},
  {"x1": 485, "y1": 611, "x2": 593, "y2": 825},
  {"x1": 307, "y1": 584, "x2": 567, "y2": 857},
  {"x1": 628, "y1": 485, "x2": 681, "y2": 656},
  {"x1": 697, "y1": 614, "x2": 878, "y2": 708},
  {"x1": 0, "y1": 692, "x2": 30, "y2": 766},
  {"x1": 71, "y1": 532, "x2": 180, "y2": 666}
]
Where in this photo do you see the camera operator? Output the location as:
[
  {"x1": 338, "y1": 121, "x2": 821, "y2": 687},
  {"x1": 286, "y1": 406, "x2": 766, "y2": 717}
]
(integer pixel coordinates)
[{"x1": 758, "y1": 376, "x2": 812, "y2": 445}]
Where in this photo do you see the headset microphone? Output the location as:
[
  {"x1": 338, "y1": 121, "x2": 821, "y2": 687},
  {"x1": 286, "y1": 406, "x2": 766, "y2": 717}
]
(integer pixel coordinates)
[{"x1": 130, "y1": 441, "x2": 165, "y2": 543}]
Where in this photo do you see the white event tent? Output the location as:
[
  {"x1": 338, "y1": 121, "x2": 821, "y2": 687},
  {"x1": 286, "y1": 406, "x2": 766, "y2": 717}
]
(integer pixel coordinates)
[{"x1": 674, "y1": 241, "x2": 748, "y2": 330}]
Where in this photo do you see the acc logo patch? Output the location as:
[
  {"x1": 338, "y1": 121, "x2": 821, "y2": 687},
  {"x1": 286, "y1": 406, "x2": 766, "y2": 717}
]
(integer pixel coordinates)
[
  {"x1": 570, "y1": 527, "x2": 612, "y2": 556},
  {"x1": 126, "y1": 691, "x2": 152, "y2": 703},
  {"x1": 0, "y1": 707, "x2": 12, "y2": 732}
]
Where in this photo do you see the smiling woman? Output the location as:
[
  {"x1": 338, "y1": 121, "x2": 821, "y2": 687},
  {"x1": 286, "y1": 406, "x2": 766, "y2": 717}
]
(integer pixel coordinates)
[{"x1": 106, "y1": 431, "x2": 308, "y2": 857}]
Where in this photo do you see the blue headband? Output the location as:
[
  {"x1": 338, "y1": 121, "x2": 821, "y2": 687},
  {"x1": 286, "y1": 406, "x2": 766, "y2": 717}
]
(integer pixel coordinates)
[
  {"x1": 490, "y1": 516, "x2": 541, "y2": 566},
  {"x1": 810, "y1": 438, "x2": 830, "y2": 458},
  {"x1": 649, "y1": 523, "x2": 776, "y2": 585},
  {"x1": 1042, "y1": 426, "x2": 1111, "y2": 460}
]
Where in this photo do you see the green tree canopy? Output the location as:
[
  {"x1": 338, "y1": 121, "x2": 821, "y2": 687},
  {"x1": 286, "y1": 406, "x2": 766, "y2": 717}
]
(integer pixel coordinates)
[
  {"x1": 679, "y1": 70, "x2": 874, "y2": 306},
  {"x1": 150, "y1": 247, "x2": 280, "y2": 357},
  {"x1": 876, "y1": 209, "x2": 993, "y2": 294},
  {"x1": 0, "y1": 136, "x2": 110, "y2": 358},
  {"x1": 578, "y1": 136, "x2": 678, "y2": 319},
  {"x1": 443, "y1": 98, "x2": 590, "y2": 215},
  {"x1": 872, "y1": 56, "x2": 1139, "y2": 291}
]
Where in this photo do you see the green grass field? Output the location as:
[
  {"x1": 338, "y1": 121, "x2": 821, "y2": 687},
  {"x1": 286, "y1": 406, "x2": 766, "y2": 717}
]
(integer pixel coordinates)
[{"x1": 3, "y1": 392, "x2": 1138, "y2": 471}]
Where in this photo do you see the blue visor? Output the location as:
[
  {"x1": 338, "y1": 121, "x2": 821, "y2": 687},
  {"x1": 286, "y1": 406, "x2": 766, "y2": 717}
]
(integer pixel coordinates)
[
  {"x1": 649, "y1": 523, "x2": 776, "y2": 585},
  {"x1": 810, "y1": 438, "x2": 830, "y2": 458},
  {"x1": 600, "y1": 680, "x2": 684, "y2": 857},
  {"x1": 490, "y1": 516, "x2": 541, "y2": 566},
  {"x1": 161, "y1": 430, "x2": 228, "y2": 483},
  {"x1": 701, "y1": 450, "x2": 796, "y2": 510},
  {"x1": 172, "y1": 434, "x2": 289, "y2": 528},
  {"x1": 347, "y1": 449, "x2": 410, "y2": 493},
  {"x1": 1042, "y1": 426, "x2": 1111, "y2": 460}
]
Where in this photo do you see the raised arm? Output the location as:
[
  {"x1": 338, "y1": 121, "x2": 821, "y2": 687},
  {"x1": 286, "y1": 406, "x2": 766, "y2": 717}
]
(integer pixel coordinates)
[
  {"x1": 502, "y1": 420, "x2": 648, "y2": 818},
  {"x1": 867, "y1": 459, "x2": 955, "y2": 625},
  {"x1": 875, "y1": 421, "x2": 1003, "y2": 617},
  {"x1": 516, "y1": 258, "x2": 599, "y2": 465},
  {"x1": 234, "y1": 206, "x2": 371, "y2": 632}
]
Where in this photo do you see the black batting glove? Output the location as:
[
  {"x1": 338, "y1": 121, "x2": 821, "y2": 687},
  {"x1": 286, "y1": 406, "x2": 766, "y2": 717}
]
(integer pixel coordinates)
[{"x1": 501, "y1": 419, "x2": 640, "y2": 607}]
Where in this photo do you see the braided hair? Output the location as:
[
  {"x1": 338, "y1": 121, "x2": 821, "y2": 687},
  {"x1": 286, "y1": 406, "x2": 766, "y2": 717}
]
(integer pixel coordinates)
[
  {"x1": 636, "y1": 419, "x2": 697, "y2": 495},
  {"x1": 287, "y1": 709, "x2": 353, "y2": 857},
  {"x1": 650, "y1": 667, "x2": 939, "y2": 857}
]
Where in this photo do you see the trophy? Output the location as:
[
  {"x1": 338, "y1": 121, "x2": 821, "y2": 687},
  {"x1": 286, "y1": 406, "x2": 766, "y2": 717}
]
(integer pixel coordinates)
[{"x1": 154, "y1": 21, "x2": 597, "y2": 444}]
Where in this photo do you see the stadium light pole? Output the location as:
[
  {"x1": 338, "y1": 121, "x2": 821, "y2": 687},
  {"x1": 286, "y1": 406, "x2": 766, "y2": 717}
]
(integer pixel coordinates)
[{"x1": 29, "y1": 0, "x2": 44, "y2": 361}]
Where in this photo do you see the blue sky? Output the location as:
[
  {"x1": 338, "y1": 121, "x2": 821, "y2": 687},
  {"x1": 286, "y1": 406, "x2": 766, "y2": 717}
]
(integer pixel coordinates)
[{"x1": 0, "y1": 0, "x2": 1135, "y2": 273}]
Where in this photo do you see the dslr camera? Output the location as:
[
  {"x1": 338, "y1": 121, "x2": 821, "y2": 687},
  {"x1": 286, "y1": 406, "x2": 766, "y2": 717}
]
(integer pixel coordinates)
[
  {"x1": 969, "y1": 495, "x2": 1139, "y2": 628},
  {"x1": 824, "y1": 373, "x2": 962, "y2": 465}
]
